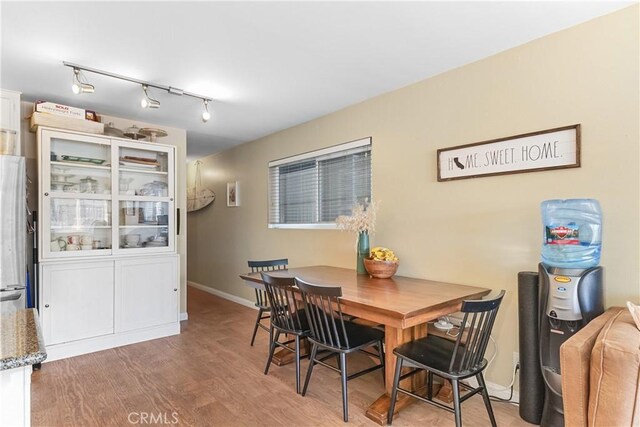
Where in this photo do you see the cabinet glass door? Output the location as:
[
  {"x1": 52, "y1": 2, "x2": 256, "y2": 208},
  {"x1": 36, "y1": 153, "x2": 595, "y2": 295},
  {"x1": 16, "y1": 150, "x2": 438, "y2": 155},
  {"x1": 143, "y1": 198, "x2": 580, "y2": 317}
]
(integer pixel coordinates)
[
  {"x1": 47, "y1": 134, "x2": 111, "y2": 195},
  {"x1": 118, "y1": 201, "x2": 170, "y2": 250},
  {"x1": 47, "y1": 198, "x2": 112, "y2": 257},
  {"x1": 42, "y1": 131, "x2": 113, "y2": 259},
  {"x1": 115, "y1": 140, "x2": 174, "y2": 253},
  {"x1": 118, "y1": 144, "x2": 170, "y2": 197}
]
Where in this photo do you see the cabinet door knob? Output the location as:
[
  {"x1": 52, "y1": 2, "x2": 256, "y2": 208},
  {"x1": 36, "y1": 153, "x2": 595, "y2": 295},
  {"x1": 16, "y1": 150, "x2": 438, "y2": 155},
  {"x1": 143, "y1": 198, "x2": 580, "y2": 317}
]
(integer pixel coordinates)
[
  {"x1": 44, "y1": 304, "x2": 50, "y2": 308},
  {"x1": 170, "y1": 198, "x2": 174, "y2": 202},
  {"x1": 44, "y1": 192, "x2": 49, "y2": 196},
  {"x1": 173, "y1": 288, "x2": 178, "y2": 292}
]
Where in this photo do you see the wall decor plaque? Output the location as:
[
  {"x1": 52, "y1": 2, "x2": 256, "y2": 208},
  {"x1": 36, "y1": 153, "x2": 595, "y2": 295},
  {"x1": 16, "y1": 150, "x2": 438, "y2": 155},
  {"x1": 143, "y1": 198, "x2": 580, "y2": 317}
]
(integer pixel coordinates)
[
  {"x1": 437, "y1": 124, "x2": 580, "y2": 181},
  {"x1": 187, "y1": 161, "x2": 215, "y2": 213},
  {"x1": 227, "y1": 181, "x2": 239, "y2": 207}
]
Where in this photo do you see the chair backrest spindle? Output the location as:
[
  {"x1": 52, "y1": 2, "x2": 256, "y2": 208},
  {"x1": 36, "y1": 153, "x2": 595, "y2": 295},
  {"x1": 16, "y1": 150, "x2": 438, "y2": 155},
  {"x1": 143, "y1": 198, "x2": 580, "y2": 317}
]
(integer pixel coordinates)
[
  {"x1": 295, "y1": 278, "x2": 350, "y2": 349},
  {"x1": 248, "y1": 259, "x2": 288, "y2": 308},
  {"x1": 448, "y1": 290, "x2": 506, "y2": 375},
  {"x1": 260, "y1": 272, "x2": 305, "y2": 332},
  {"x1": 248, "y1": 259, "x2": 288, "y2": 274}
]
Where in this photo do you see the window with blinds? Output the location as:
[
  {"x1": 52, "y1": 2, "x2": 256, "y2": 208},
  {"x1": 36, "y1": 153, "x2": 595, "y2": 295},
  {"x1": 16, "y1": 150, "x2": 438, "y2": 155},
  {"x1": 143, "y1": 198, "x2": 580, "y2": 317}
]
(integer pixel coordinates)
[{"x1": 268, "y1": 138, "x2": 371, "y2": 228}]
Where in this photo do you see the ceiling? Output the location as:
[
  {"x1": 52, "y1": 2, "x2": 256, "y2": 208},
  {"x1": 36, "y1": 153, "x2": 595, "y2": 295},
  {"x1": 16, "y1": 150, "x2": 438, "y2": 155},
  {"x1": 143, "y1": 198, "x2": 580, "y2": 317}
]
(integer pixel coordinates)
[{"x1": 1, "y1": 1, "x2": 633, "y2": 161}]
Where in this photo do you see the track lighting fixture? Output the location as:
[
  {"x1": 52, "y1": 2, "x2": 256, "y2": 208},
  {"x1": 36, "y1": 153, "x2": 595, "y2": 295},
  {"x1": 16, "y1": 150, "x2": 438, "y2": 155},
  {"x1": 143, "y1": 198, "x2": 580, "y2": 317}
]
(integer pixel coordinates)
[
  {"x1": 140, "y1": 85, "x2": 161, "y2": 109},
  {"x1": 71, "y1": 68, "x2": 95, "y2": 95},
  {"x1": 63, "y1": 61, "x2": 213, "y2": 122},
  {"x1": 201, "y1": 100, "x2": 211, "y2": 122}
]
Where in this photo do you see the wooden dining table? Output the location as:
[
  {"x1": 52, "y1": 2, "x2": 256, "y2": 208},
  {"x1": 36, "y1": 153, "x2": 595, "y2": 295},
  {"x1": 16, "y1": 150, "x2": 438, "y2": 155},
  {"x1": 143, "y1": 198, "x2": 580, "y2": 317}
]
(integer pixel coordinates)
[{"x1": 239, "y1": 265, "x2": 490, "y2": 425}]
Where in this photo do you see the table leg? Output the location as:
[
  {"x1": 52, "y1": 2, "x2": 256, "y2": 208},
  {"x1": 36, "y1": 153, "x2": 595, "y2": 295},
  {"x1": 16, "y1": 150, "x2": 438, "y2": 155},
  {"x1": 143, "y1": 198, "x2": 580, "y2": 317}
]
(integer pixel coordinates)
[
  {"x1": 272, "y1": 337, "x2": 309, "y2": 366},
  {"x1": 365, "y1": 323, "x2": 427, "y2": 425},
  {"x1": 435, "y1": 379, "x2": 454, "y2": 403}
]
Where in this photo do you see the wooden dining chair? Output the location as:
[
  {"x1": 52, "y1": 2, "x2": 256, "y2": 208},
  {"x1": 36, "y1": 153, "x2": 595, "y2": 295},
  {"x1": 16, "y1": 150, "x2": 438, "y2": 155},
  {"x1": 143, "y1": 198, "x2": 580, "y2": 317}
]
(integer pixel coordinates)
[
  {"x1": 261, "y1": 272, "x2": 310, "y2": 394},
  {"x1": 296, "y1": 278, "x2": 385, "y2": 422},
  {"x1": 247, "y1": 259, "x2": 288, "y2": 346},
  {"x1": 387, "y1": 290, "x2": 506, "y2": 427}
]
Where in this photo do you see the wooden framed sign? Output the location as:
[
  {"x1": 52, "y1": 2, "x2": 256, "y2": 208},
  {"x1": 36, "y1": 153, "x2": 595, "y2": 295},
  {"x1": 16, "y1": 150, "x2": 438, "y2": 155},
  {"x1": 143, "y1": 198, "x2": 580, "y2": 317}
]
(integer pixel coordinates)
[{"x1": 437, "y1": 124, "x2": 580, "y2": 181}]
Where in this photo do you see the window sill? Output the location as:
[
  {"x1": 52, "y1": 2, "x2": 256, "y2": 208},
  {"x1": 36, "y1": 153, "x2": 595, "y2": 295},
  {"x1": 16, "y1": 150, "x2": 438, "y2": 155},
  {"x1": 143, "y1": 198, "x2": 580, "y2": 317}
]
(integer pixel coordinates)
[{"x1": 268, "y1": 223, "x2": 338, "y2": 230}]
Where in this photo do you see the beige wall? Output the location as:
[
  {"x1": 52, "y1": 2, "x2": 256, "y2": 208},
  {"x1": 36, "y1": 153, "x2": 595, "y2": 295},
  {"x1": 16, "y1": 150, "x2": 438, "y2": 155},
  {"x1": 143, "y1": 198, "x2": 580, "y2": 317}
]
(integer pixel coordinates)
[
  {"x1": 187, "y1": 6, "x2": 639, "y2": 387},
  {"x1": 20, "y1": 104, "x2": 189, "y2": 314}
]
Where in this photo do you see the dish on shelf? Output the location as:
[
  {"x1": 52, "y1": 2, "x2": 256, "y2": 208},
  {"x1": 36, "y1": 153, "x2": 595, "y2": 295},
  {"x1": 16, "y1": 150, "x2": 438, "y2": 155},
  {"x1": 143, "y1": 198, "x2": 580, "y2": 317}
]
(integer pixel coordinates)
[
  {"x1": 123, "y1": 125, "x2": 145, "y2": 140},
  {"x1": 120, "y1": 155, "x2": 158, "y2": 164},
  {"x1": 138, "y1": 127, "x2": 168, "y2": 142},
  {"x1": 103, "y1": 122, "x2": 124, "y2": 138},
  {"x1": 136, "y1": 180, "x2": 168, "y2": 196},
  {"x1": 51, "y1": 173, "x2": 75, "y2": 182},
  {"x1": 59, "y1": 155, "x2": 106, "y2": 165},
  {"x1": 62, "y1": 184, "x2": 80, "y2": 193},
  {"x1": 145, "y1": 241, "x2": 168, "y2": 247},
  {"x1": 120, "y1": 162, "x2": 159, "y2": 170}
]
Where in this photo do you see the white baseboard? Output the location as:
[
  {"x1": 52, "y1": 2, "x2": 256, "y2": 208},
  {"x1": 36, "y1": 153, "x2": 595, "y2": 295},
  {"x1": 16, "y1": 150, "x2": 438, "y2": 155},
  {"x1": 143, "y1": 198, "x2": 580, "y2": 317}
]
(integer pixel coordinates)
[
  {"x1": 44, "y1": 322, "x2": 181, "y2": 363},
  {"x1": 187, "y1": 281, "x2": 257, "y2": 310},
  {"x1": 179, "y1": 312, "x2": 188, "y2": 321},
  {"x1": 464, "y1": 377, "x2": 520, "y2": 403}
]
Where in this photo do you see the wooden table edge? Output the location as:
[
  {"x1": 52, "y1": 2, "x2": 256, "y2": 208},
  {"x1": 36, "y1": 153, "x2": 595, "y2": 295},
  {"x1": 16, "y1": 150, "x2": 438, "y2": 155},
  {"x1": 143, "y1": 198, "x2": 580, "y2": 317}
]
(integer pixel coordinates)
[{"x1": 240, "y1": 272, "x2": 491, "y2": 325}]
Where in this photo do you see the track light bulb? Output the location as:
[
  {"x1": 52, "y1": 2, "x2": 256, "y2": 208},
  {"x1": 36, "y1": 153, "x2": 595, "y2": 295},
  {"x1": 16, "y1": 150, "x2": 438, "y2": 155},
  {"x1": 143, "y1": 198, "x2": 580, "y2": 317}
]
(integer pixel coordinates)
[
  {"x1": 201, "y1": 100, "x2": 211, "y2": 122},
  {"x1": 141, "y1": 85, "x2": 160, "y2": 109},
  {"x1": 71, "y1": 68, "x2": 95, "y2": 95},
  {"x1": 79, "y1": 83, "x2": 94, "y2": 94}
]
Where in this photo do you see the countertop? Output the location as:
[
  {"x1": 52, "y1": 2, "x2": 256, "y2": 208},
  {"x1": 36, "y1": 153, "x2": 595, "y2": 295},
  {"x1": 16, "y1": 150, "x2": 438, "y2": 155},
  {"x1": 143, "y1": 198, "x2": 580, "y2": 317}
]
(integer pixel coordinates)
[{"x1": 0, "y1": 308, "x2": 47, "y2": 370}]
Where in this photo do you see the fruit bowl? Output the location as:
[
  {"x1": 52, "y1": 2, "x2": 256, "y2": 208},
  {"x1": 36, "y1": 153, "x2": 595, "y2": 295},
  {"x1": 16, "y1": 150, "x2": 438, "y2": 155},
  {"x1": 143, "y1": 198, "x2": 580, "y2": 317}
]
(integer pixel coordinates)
[{"x1": 364, "y1": 258, "x2": 399, "y2": 279}]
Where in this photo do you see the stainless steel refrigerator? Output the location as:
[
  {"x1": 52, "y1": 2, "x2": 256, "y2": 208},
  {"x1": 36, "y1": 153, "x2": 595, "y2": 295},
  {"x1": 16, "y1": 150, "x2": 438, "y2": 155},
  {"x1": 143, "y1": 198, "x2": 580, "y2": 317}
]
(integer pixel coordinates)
[{"x1": 0, "y1": 154, "x2": 26, "y2": 313}]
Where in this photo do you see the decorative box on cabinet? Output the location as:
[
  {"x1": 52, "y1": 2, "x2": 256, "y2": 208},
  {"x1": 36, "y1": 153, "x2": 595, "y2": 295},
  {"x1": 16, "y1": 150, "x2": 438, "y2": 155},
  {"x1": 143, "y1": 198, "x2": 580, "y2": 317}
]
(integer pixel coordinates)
[{"x1": 36, "y1": 127, "x2": 180, "y2": 361}]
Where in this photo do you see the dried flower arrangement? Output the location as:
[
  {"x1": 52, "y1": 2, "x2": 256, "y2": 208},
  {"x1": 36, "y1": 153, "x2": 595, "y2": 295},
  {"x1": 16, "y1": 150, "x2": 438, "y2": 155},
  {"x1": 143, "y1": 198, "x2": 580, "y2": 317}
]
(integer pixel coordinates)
[{"x1": 336, "y1": 200, "x2": 380, "y2": 235}]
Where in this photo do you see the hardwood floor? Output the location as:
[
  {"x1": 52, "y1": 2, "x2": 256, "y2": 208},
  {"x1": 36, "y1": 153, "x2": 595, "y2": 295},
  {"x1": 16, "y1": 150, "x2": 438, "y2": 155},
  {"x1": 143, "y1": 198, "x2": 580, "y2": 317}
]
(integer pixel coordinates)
[{"x1": 32, "y1": 286, "x2": 529, "y2": 426}]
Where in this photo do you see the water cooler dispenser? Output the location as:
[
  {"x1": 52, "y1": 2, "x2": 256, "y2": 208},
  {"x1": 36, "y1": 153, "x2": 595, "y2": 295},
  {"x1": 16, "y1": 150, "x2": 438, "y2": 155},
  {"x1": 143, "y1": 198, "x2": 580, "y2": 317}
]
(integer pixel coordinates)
[{"x1": 519, "y1": 199, "x2": 604, "y2": 426}]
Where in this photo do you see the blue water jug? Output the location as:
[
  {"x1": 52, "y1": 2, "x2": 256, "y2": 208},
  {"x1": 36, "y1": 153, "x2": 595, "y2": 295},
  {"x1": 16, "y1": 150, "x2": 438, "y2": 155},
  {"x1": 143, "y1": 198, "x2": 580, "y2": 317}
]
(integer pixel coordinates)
[{"x1": 541, "y1": 199, "x2": 602, "y2": 269}]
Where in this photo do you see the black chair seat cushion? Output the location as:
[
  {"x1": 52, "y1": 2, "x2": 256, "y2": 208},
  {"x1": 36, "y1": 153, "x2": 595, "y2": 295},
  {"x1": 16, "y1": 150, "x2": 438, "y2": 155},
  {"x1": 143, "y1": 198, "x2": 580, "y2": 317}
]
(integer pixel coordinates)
[
  {"x1": 344, "y1": 320, "x2": 385, "y2": 349},
  {"x1": 309, "y1": 319, "x2": 384, "y2": 350},
  {"x1": 394, "y1": 335, "x2": 486, "y2": 377}
]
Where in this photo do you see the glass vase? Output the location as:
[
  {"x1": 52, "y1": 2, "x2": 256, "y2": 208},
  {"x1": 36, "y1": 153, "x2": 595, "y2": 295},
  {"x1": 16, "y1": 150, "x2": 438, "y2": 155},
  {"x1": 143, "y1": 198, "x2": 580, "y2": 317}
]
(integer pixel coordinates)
[{"x1": 357, "y1": 232, "x2": 370, "y2": 274}]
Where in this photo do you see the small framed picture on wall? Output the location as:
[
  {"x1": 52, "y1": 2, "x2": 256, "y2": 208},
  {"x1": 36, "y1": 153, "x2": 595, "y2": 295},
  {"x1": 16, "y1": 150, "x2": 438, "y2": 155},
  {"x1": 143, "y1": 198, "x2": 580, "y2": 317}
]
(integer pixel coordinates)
[{"x1": 227, "y1": 181, "x2": 239, "y2": 207}]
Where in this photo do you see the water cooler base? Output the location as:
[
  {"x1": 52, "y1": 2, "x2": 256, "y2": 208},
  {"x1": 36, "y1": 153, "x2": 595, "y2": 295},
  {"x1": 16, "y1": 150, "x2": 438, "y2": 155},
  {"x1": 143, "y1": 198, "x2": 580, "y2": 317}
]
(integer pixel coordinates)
[{"x1": 541, "y1": 390, "x2": 564, "y2": 427}]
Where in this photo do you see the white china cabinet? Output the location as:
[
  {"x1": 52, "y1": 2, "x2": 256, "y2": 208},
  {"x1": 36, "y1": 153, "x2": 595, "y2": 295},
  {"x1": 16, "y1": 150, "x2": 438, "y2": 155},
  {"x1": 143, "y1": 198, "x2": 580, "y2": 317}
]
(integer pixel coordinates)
[{"x1": 36, "y1": 127, "x2": 180, "y2": 361}]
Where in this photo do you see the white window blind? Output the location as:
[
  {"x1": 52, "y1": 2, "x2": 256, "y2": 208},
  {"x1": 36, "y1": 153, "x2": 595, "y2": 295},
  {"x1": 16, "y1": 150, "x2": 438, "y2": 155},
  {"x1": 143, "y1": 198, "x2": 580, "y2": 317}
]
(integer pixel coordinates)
[{"x1": 268, "y1": 138, "x2": 371, "y2": 228}]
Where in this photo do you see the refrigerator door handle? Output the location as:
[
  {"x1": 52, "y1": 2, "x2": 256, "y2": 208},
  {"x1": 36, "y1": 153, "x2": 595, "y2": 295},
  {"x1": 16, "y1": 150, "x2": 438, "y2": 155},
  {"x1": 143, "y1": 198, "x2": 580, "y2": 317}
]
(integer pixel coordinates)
[
  {"x1": 0, "y1": 286, "x2": 26, "y2": 292},
  {"x1": 1, "y1": 293, "x2": 22, "y2": 302}
]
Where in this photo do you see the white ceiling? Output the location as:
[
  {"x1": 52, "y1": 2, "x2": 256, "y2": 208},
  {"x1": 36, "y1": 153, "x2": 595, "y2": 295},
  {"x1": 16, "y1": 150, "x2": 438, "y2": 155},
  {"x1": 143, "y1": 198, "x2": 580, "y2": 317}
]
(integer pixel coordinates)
[{"x1": 1, "y1": 1, "x2": 633, "y2": 160}]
